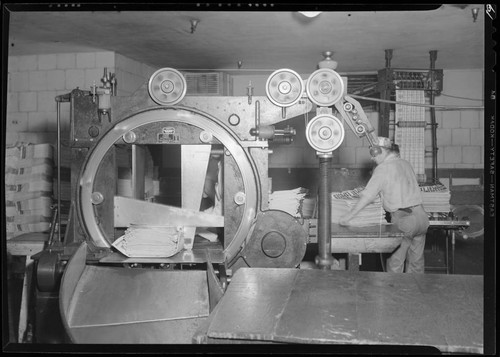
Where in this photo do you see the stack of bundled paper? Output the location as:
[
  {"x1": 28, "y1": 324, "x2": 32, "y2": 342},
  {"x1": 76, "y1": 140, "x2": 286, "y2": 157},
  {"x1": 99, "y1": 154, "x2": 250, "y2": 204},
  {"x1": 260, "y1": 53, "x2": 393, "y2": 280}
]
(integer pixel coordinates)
[
  {"x1": 301, "y1": 197, "x2": 316, "y2": 219},
  {"x1": 331, "y1": 186, "x2": 388, "y2": 226},
  {"x1": 419, "y1": 183, "x2": 451, "y2": 213},
  {"x1": 269, "y1": 187, "x2": 309, "y2": 218},
  {"x1": 112, "y1": 225, "x2": 184, "y2": 258},
  {"x1": 5, "y1": 143, "x2": 54, "y2": 238}
]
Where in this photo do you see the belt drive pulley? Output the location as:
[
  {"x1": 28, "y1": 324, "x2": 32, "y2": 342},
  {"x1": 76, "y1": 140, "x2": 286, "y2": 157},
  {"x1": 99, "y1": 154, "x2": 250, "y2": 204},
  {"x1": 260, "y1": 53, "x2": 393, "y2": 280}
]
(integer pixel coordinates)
[{"x1": 77, "y1": 106, "x2": 260, "y2": 264}]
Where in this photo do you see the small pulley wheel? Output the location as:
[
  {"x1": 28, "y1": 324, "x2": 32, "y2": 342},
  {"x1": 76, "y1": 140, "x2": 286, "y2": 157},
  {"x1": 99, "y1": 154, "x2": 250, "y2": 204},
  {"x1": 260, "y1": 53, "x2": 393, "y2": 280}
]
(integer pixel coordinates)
[
  {"x1": 306, "y1": 68, "x2": 344, "y2": 107},
  {"x1": 36, "y1": 250, "x2": 62, "y2": 292},
  {"x1": 306, "y1": 114, "x2": 345, "y2": 153},
  {"x1": 148, "y1": 68, "x2": 187, "y2": 105},
  {"x1": 265, "y1": 69, "x2": 304, "y2": 107}
]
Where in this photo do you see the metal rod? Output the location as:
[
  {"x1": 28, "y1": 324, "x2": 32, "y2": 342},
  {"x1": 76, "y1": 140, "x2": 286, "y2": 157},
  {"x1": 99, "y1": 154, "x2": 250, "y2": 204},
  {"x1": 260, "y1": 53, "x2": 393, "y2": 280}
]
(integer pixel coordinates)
[
  {"x1": 56, "y1": 100, "x2": 61, "y2": 243},
  {"x1": 316, "y1": 156, "x2": 333, "y2": 270},
  {"x1": 429, "y1": 50, "x2": 438, "y2": 183}
]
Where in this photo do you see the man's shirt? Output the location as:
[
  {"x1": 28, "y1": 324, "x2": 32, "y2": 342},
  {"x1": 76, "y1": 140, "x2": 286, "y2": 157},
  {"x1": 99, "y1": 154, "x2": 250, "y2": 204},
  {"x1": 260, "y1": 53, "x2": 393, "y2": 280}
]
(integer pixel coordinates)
[{"x1": 361, "y1": 153, "x2": 423, "y2": 213}]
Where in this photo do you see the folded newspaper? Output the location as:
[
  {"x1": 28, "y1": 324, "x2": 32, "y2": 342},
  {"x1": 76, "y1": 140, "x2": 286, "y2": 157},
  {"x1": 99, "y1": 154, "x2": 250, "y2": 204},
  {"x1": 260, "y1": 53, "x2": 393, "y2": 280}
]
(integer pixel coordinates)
[
  {"x1": 331, "y1": 186, "x2": 389, "y2": 226},
  {"x1": 112, "y1": 225, "x2": 185, "y2": 258}
]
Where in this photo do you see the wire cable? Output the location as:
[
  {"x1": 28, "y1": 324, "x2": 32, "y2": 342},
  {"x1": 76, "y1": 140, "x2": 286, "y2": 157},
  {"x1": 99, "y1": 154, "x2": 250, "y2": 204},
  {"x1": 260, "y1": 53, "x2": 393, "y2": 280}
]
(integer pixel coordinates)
[{"x1": 349, "y1": 93, "x2": 484, "y2": 110}]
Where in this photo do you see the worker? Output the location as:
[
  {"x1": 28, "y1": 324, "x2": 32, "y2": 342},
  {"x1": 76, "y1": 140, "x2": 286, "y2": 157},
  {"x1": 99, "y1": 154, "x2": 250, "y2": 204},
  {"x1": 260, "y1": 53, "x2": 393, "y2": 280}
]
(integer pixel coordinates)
[{"x1": 339, "y1": 137, "x2": 429, "y2": 273}]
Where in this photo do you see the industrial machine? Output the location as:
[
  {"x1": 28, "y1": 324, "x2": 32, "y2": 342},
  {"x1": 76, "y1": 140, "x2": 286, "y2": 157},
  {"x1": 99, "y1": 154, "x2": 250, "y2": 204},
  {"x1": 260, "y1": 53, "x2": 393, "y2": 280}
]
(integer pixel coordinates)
[{"x1": 30, "y1": 63, "x2": 422, "y2": 344}]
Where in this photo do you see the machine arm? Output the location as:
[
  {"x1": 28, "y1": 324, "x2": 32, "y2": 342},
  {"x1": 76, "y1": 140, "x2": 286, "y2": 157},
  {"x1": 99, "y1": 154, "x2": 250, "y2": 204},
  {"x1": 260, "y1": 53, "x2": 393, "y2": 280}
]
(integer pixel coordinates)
[{"x1": 334, "y1": 94, "x2": 378, "y2": 148}]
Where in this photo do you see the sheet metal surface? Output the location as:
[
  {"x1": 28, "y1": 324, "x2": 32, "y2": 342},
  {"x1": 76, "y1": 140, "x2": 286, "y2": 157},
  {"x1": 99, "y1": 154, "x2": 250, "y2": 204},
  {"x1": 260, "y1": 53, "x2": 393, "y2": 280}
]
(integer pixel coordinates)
[
  {"x1": 206, "y1": 268, "x2": 483, "y2": 353},
  {"x1": 67, "y1": 266, "x2": 209, "y2": 328}
]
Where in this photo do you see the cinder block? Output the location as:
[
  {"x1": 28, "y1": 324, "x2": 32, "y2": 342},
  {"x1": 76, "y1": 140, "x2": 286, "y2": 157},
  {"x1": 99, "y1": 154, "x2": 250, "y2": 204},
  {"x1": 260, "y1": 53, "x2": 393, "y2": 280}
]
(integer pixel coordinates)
[
  {"x1": 471, "y1": 128, "x2": 485, "y2": 146},
  {"x1": 95, "y1": 51, "x2": 115, "y2": 68},
  {"x1": 451, "y1": 128, "x2": 470, "y2": 146},
  {"x1": 436, "y1": 128, "x2": 452, "y2": 146},
  {"x1": 47, "y1": 112, "x2": 69, "y2": 132},
  {"x1": 38, "y1": 91, "x2": 58, "y2": 112},
  {"x1": 46, "y1": 70, "x2": 66, "y2": 90},
  {"x1": 28, "y1": 112, "x2": 49, "y2": 132},
  {"x1": 286, "y1": 147, "x2": 305, "y2": 166},
  {"x1": 7, "y1": 112, "x2": 29, "y2": 132},
  {"x1": 85, "y1": 68, "x2": 105, "y2": 89},
  {"x1": 29, "y1": 71, "x2": 48, "y2": 91},
  {"x1": 338, "y1": 147, "x2": 355, "y2": 166},
  {"x1": 57, "y1": 53, "x2": 76, "y2": 69},
  {"x1": 76, "y1": 52, "x2": 96, "y2": 69},
  {"x1": 9, "y1": 71, "x2": 29, "y2": 92},
  {"x1": 355, "y1": 146, "x2": 372, "y2": 166},
  {"x1": 7, "y1": 92, "x2": 19, "y2": 112},
  {"x1": 65, "y1": 69, "x2": 85, "y2": 90},
  {"x1": 38, "y1": 54, "x2": 57, "y2": 70},
  {"x1": 479, "y1": 110, "x2": 484, "y2": 128},
  {"x1": 19, "y1": 92, "x2": 37, "y2": 112},
  {"x1": 443, "y1": 146, "x2": 462, "y2": 164},
  {"x1": 442, "y1": 111, "x2": 461, "y2": 129},
  {"x1": 8, "y1": 56, "x2": 20, "y2": 72},
  {"x1": 269, "y1": 147, "x2": 287, "y2": 167},
  {"x1": 460, "y1": 110, "x2": 480, "y2": 128},
  {"x1": 303, "y1": 147, "x2": 317, "y2": 165},
  {"x1": 462, "y1": 146, "x2": 481, "y2": 164},
  {"x1": 18, "y1": 55, "x2": 37, "y2": 71}
]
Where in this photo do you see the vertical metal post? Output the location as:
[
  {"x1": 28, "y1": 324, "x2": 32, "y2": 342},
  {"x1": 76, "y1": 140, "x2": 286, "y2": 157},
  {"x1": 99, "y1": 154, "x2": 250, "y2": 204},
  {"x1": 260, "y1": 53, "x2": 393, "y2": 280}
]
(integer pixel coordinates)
[
  {"x1": 316, "y1": 156, "x2": 333, "y2": 270},
  {"x1": 429, "y1": 50, "x2": 438, "y2": 183},
  {"x1": 56, "y1": 100, "x2": 61, "y2": 243}
]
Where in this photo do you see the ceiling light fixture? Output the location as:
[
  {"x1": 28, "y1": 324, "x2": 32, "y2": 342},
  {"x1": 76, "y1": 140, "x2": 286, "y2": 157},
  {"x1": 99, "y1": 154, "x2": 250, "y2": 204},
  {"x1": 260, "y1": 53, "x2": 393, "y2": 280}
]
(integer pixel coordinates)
[
  {"x1": 190, "y1": 19, "x2": 199, "y2": 34},
  {"x1": 471, "y1": 7, "x2": 479, "y2": 22},
  {"x1": 299, "y1": 11, "x2": 322, "y2": 18},
  {"x1": 318, "y1": 51, "x2": 338, "y2": 70}
]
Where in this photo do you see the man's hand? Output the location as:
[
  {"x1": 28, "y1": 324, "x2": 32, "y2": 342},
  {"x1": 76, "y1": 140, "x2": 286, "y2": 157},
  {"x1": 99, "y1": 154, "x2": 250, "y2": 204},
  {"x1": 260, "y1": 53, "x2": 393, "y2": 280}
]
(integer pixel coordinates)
[{"x1": 339, "y1": 213, "x2": 352, "y2": 226}]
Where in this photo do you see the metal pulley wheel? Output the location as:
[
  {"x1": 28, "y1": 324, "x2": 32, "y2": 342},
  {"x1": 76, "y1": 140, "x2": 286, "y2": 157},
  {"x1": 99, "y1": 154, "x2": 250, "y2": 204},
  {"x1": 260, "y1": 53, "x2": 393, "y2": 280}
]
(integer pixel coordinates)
[
  {"x1": 265, "y1": 69, "x2": 304, "y2": 107},
  {"x1": 306, "y1": 68, "x2": 344, "y2": 107},
  {"x1": 148, "y1": 68, "x2": 187, "y2": 105},
  {"x1": 305, "y1": 114, "x2": 345, "y2": 153},
  {"x1": 452, "y1": 205, "x2": 484, "y2": 240},
  {"x1": 36, "y1": 250, "x2": 63, "y2": 292},
  {"x1": 240, "y1": 210, "x2": 308, "y2": 268}
]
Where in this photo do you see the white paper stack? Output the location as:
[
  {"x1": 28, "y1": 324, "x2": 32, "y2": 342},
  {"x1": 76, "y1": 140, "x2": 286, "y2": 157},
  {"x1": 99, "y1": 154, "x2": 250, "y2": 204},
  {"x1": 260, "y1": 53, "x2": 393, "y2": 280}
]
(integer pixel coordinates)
[
  {"x1": 112, "y1": 225, "x2": 185, "y2": 258},
  {"x1": 269, "y1": 187, "x2": 309, "y2": 218},
  {"x1": 331, "y1": 187, "x2": 388, "y2": 226},
  {"x1": 5, "y1": 143, "x2": 54, "y2": 239},
  {"x1": 419, "y1": 183, "x2": 451, "y2": 213}
]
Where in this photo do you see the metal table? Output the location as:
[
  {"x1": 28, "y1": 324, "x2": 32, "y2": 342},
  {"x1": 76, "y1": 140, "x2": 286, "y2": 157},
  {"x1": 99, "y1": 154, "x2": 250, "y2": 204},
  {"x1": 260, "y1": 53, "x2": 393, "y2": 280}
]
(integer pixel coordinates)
[
  {"x1": 308, "y1": 221, "x2": 404, "y2": 270},
  {"x1": 197, "y1": 267, "x2": 483, "y2": 353}
]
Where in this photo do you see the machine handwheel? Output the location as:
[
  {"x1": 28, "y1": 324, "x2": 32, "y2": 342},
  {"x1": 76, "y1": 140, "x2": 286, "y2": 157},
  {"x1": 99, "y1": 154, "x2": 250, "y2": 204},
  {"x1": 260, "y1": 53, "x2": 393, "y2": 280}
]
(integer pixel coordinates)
[
  {"x1": 265, "y1": 69, "x2": 304, "y2": 107},
  {"x1": 148, "y1": 68, "x2": 187, "y2": 105},
  {"x1": 306, "y1": 68, "x2": 344, "y2": 107},
  {"x1": 305, "y1": 114, "x2": 345, "y2": 153}
]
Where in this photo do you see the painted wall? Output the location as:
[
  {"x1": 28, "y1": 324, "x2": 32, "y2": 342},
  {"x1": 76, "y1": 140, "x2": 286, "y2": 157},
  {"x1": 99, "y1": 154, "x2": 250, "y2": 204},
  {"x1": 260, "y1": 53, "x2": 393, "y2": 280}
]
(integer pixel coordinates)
[
  {"x1": 5, "y1": 52, "x2": 155, "y2": 146},
  {"x1": 5, "y1": 56, "x2": 484, "y2": 172}
]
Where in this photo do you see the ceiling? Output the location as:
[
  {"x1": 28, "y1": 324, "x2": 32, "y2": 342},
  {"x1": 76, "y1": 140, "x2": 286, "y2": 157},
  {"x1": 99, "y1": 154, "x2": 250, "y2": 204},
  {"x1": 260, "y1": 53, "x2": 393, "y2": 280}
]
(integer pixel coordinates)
[{"x1": 5, "y1": 4, "x2": 486, "y2": 75}]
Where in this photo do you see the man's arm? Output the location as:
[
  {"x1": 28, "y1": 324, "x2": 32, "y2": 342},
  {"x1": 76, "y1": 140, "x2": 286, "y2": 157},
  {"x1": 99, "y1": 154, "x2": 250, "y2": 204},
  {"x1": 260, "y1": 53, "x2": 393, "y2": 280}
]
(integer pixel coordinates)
[{"x1": 338, "y1": 193, "x2": 375, "y2": 225}]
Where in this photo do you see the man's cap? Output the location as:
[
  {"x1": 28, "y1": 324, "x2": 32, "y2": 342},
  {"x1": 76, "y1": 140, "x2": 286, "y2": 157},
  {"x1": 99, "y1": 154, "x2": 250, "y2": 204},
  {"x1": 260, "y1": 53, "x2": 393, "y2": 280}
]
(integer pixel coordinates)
[{"x1": 375, "y1": 136, "x2": 392, "y2": 149}]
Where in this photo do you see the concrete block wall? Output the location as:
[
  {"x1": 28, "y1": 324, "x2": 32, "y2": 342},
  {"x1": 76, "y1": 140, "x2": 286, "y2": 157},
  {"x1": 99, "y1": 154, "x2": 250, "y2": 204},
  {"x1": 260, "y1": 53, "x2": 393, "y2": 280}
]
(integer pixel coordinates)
[{"x1": 6, "y1": 51, "x2": 156, "y2": 146}]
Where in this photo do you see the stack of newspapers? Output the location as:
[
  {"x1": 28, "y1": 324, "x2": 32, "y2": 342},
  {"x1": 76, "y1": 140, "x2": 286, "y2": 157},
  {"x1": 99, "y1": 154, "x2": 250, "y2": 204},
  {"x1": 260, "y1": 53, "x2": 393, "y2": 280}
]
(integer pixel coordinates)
[
  {"x1": 269, "y1": 187, "x2": 309, "y2": 218},
  {"x1": 331, "y1": 186, "x2": 388, "y2": 226},
  {"x1": 419, "y1": 183, "x2": 451, "y2": 213},
  {"x1": 5, "y1": 143, "x2": 54, "y2": 239},
  {"x1": 112, "y1": 225, "x2": 184, "y2": 258}
]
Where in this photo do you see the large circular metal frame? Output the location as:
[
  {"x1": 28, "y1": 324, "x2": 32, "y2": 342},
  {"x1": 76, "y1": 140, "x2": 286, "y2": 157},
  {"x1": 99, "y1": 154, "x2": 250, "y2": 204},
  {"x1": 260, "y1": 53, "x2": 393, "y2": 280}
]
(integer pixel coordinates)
[
  {"x1": 77, "y1": 107, "x2": 260, "y2": 263},
  {"x1": 305, "y1": 114, "x2": 345, "y2": 153},
  {"x1": 306, "y1": 68, "x2": 345, "y2": 107},
  {"x1": 265, "y1": 69, "x2": 304, "y2": 107},
  {"x1": 148, "y1": 68, "x2": 187, "y2": 106}
]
